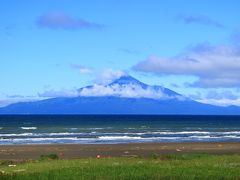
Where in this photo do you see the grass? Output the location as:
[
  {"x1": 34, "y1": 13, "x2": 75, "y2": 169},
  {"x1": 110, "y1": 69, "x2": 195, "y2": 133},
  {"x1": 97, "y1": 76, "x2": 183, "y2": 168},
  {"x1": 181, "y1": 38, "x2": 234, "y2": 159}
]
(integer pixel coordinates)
[
  {"x1": 1, "y1": 153, "x2": 240, "y2": 179},
  {"x1": 39, "y1": 154, "x2": 59, "y2": 161}
]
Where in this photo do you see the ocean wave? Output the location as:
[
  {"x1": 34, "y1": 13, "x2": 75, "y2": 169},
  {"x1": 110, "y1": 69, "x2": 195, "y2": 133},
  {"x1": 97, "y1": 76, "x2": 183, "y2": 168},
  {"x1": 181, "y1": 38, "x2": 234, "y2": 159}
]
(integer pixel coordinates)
[
  {"x1": 151, "y1": 131, "x2": 210, "y2": 135},
  {"x1": 222, "y1": 135, "x2": 240, "y2": 138},
  {"x1": 0, "y1": 133, "x2": 34, "y2": 137},
  {"x1": 48, "y1": 132, "x2": 83, "y2": 136},
  {"x1": 1, "y1": 134, "x2": 240, "y2": 145},
  {"x1": 1, "y1": 131, "x2": 240, "y2": 138},
  {"x1": 69, "y1": 128, "x2": 78, "y2": 131},
  {"x1": 189, "y1": 135, "x2": 240, "y2": 139},
  {"x1": 149, "y1": 131, "x2": 240, "y2": 135},
  {"x1": 189, "y1": 135, "x2": 212, "y2": 139},
  {"x1": 0, "y1": 137, "x2": 81, "y2": 143},
  {"x1": 0, "y1": 132, "x2": 84, "y2": 137},
  {"x1": 0, "y1": 136, "x2": 203, "y2": 144},
  {"x1": 0, "y1": 132, "x2": 155, "y2": 138},
  {"x1": 98, "y1": 136, "x2": 142, "y2": 140},
  {"x1": 124, "y1": 127, "x2": 150, "y2": 130},
  {"x1": 21, "y1": 127, "x2": 37, "y2": 130},
  {"x1": 98, "y1": 136, "x2": 184, "y2": 140},
  {"x1": 72, "y1": 127, "x2": 111, "y2": 130},
  {"x1": 221, "y1": 131, "x2": 240, "y2": 135}
]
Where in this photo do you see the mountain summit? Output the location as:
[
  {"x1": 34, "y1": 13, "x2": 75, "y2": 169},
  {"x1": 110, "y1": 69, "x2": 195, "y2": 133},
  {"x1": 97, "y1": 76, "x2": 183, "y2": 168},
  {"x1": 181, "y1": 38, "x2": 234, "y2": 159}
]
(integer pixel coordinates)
[
  {"x1": 0, "y1": 75, "x2": 240, "y2": 114},
  {"x1": 77, "y1": 75, "x2": 181, "y2": 100},
  {"x1": 110, "y1": 75, "x2": 147, "y2": 87}
]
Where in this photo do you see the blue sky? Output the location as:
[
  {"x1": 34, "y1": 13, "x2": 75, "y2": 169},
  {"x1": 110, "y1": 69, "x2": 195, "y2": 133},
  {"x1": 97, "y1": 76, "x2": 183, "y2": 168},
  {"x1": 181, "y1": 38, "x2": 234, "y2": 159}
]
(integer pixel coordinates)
[{"x1": 1, "y1": 0, "x2": 240, "y2": 106}]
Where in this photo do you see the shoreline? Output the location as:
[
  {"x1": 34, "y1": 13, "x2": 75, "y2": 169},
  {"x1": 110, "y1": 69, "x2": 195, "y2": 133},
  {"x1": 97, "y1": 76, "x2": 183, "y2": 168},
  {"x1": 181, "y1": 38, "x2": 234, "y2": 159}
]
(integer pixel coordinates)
[{"x1": 0, "y1": 142, "x2": 240, "y2": 160}]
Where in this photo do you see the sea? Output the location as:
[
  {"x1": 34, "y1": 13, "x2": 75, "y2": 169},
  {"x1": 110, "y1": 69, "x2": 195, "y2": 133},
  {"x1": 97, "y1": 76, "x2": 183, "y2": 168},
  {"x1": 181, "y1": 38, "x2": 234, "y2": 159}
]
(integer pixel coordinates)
[{"x1": 0, "y1": 115, "x2": 240, "y2": 145}]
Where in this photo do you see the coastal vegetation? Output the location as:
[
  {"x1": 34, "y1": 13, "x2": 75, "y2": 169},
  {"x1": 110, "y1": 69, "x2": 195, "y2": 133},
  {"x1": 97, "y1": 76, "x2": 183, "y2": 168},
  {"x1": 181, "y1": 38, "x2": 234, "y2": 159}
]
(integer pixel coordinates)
[{"x1": 1, "y1": 153, "x2": 240, "y2": 179}]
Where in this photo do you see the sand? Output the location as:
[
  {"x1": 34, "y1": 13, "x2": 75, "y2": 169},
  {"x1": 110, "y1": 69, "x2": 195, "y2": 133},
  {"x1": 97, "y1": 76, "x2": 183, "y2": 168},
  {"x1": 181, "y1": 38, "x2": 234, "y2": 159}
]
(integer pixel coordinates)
[{"x1": 0, "y1": 142, "x2": 240, "y2": 160}]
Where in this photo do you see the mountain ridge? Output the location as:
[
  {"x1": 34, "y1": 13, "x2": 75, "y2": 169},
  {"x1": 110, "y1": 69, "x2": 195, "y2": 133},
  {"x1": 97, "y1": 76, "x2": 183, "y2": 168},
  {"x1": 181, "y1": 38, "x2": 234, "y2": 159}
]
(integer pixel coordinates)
[{"x1": 0, "y1": 75, "x2": 240, "y2": 115}]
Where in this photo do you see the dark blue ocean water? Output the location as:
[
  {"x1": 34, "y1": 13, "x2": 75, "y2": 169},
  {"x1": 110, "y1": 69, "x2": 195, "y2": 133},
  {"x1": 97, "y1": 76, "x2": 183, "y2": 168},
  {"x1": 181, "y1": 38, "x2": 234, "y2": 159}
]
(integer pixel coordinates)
[{"x1": 0, "y1": 115, "x2": 240, "y2": 144}]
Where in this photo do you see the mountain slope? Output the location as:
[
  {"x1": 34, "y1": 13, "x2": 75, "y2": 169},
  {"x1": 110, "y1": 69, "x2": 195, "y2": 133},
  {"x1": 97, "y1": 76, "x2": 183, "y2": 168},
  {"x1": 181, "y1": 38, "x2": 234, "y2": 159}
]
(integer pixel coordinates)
[
  {"x1": 78, "y1": 75, "x2": 181, "y2": 99},
  {"x1": 109, "y1": 75, "x2": 181, "y2": 97},
  {"x1": 0, "y1": 75, "x2": 240, "y2": 114}
]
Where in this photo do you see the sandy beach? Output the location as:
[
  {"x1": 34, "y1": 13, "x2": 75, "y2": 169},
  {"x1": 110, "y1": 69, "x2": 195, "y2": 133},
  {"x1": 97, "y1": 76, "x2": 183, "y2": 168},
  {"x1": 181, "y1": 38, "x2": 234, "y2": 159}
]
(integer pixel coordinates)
[{"x1": 0, "y1": 142, "x2": 240, "y2": 160}]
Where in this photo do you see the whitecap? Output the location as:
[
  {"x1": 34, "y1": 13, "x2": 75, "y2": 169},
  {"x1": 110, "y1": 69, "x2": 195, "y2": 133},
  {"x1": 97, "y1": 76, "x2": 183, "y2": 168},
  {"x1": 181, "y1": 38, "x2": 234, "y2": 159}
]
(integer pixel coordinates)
[
  {"x1": 221, "y1": 131, "x2": 240, "y2": 135},
  {"x1": 0, "y1": 133, "x2": 33, "y2": 137},
  {"x1": 98, "y1": 136, "x2": 142, "y2": 140},
  {"x1": 150, "y1": 131, "x2": 210, "y2": 135},
  {"x1": 21, "y1": 127, "x2": 37, "y2": 130},
  {"x1": 223, "y1": 135, "x2": 240, "y2": 138}
]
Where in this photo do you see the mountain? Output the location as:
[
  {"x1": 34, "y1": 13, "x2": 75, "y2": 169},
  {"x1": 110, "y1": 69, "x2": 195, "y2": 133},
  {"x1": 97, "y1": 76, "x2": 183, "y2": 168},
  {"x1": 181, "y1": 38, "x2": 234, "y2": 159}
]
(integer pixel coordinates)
[
  {"x1": 77, "y1": 75, "x2": 181, "y2": 98},
  {"x1": 0, "y1": 75, "x2": 240, "y2": 115},
  {"x1": 109, "y1": 75, "x2": 181, "y2": 97}
]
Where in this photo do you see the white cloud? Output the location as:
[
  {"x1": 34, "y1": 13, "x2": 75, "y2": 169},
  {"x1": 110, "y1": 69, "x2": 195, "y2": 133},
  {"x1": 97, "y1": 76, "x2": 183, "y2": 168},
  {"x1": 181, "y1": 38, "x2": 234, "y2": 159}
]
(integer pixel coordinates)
[
  {"x1": 205, "y1": 90, "x2": 238, "y2": 100},
  {"x1": 70, "y1": 64, "x2": 93, "y2": 74},
  {"x1": 0, "y1": 98, "x2": 42, "y2": 107},
  {"x1": 178, "y1": 14, "x2": 225, "y2": 28},
  {"x1": 197, "y1": 99, "x2": 240, "y2": 107},
  {"x1": 79, "y1": 67, "x2": 93, "y2": 74},
  {"x1": 133, "y1": 43, "x2": 240, "y2": 87},
  {"x1": 37, "y1": 80, "x2": 181, "y2": 100},
  {"x1": 38, "y1": 89, "x2": 79, "y2": 98},
  {"x1": 94, "y1": 69, "x2": 126, "y2": 84},
  {"x1": 37, "y1": 12, "x2": 104, "y2": 30},
  {"x1": 188, "y1": 90, "x2": 240, "y2": 106},
  {"x1": 0, "y1": 99, "x2": 19, "y2": 107},
  {"x1": 79, "y1": 84, "x2": 176, "y2": 100}
]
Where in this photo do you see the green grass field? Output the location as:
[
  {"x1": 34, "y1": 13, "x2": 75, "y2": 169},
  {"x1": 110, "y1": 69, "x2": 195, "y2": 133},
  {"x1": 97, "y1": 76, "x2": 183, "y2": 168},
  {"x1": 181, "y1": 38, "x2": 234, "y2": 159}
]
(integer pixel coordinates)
[{"x1": 1, "y1": 153, "x2": 240, "y2": 179}]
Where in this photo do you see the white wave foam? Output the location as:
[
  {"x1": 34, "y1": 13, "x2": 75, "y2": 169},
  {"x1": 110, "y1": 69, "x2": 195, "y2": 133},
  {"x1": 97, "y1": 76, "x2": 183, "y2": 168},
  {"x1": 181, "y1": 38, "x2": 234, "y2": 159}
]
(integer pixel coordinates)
[
  {"x1": 150, "y1": 131, "x2": 210, "y2": 135},
  {"x1": 189, "y1": 135, "x2": 212, "y2": 139},
  {"x1": 189, "y1": 135, "x2": 240, "y2": 139},
  {"x1": 98, "y1": 136, "x2": 142, "y2": 140},
  {"x1": 48, "y1": 132, "x2": 83, "y2": 136},
  {"x1": 69, "y1": 128, "x2": 78, "y2": 130},
  {"x1": 0, "y1": 137, "x2": 80, "y2": 142},
  {"x1": 222, "y1": 135, "x2": 240, "y2": 138},
  {"x1": 21, "y1": 127, "x2": 37, "y2": 130},
  {"x1": 98, "y1": 136, "x2": 184, "y2": 140},
  {"x1": 1, "y1": 131, "x2": 240, "y2": 143},
  {"x1": 0, "y1": 133, "x2": 33, "y2": 137},
  {"x1": 1, "y1": 134, "x2": 240, "y2": 145},
  {"x1": 0, "y1": 132, "x2": 83, "y2": 137},
  {"x1": 221, "y1": 131, "x2": 240, "y2": 135},
  {"x1": 77, "y1": 127, "x2": 107, "y2": 130},
  {"x1": 150, "y1": 131, "x2": 240, "y2": 135}
]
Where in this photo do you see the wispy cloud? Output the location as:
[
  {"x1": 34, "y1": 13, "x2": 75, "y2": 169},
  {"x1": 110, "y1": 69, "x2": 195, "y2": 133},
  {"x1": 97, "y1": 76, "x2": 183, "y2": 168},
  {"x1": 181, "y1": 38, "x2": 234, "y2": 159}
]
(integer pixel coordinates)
[
  {"x1": 38, "y1": 88, "x2": 79, "y2": 98},
  {"x1": 188, "y1": 90, "x2": 240, "y2": 106},
  {"x1": 38, "y1": 68, "x2": 127, "y2": 98},
  {"x1": 133, "y1": 42, "x2": 240, "y2": 87},
  {"x1": 6, "y1": 94, "x2": 25, "y2": 98},
  {"x1": 119, "y1": 48, "x2": 140, "y2": 55},
  {"x1": 0, "y1": 95, "x2": 42, "y2": 107},
  {"x1": 205, "y1": 90, "x2": 238, "y2": 100},
  {"x1": 70, "y1": 64, "x2": 93, "y2": 74},
  {"x1": 0, "y1": 99, "x2": 20, "y2": 107},
  {"x1": 37, "y1": 79, "x2": 178, "y2": 100},
  {"x1": 178, "y1": 14, "x2": 225, "y2": 28},
  {"x1": 0, "y1": 25, "x2": 15, "y2": 36},
  {"x1": 198, "y1": 99, "x2": 240, "y2": 107},
  {"x1": 94, "y1": 69, "x2": 126, "y2": 85},
  {"x1": 37, "y1": 12, "x2": 104, "y2": 30}
]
